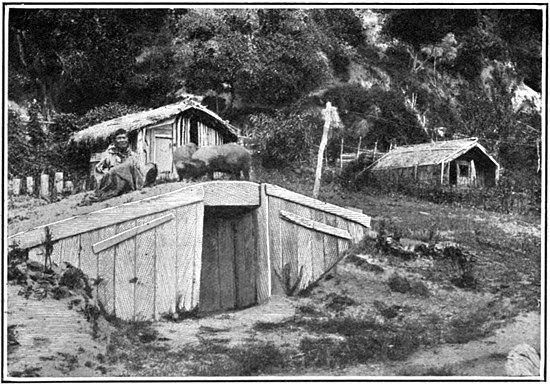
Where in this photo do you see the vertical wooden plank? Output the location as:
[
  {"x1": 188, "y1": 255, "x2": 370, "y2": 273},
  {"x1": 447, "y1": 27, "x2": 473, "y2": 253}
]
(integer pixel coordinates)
[
  {"x1": 191, "y1": 201, "x2": 204, "y2": 309},
  {"x1": 26, "y1": 176, "x2": 34, "y2": 195},
  {"x1": 323, "y1": 213, "x2": 341, "y2": 271},
  {"x1": 268, "y1": 196, "x2": 284, "y2": 295},
  {"x1": 256, "y1": 185, "x2": 271, "y2": 303},
  {"x1": 311, "y1": 209, "x2": 326, "y2": 282},
  {"x1": 50, "y1": 241, "x2": 63, "y2": 267},
  {"x1": 200, "y1": 216, "x2": 220, "y2": 312},
  {"x1": 280, "y1": 201, "x2": 299, "y2": 295},
  {"x1": 155, "y1": 212, "x2": 177, "y2": 319},
  {"x1": 135, "y1": 214, "x2": 160, "y2": 321},
  {"x1": 217, "y1": 219, "x2": 236, "y2": 310},
  {"x1": 234, "y1": 212, "x2": 257, "y2": 308},
  {"x1": 79, "y1": 230, "x2": 100, "y2": 288},
  {"x1": 12, "y1": 178, "x2": 21, "y2": 195},
  {"x1": 114, "y1": 220, "x2": 136, "y2": 321},
  {"x1": 292, "y1": 203, "x2": 314, "y2": 291},
  {"x1": 243, "y1": 212, "x2": 258, "y2": 307},
  {"x1": 348, "y1": 222, "x2": 364, "y2": 244},
  {"x1": 175, "y1": 205, "x2": 197, "y2": 311},
  {"x1": 55, "y1": 172, "x2": 64, "y2": 194},
  {"x1": 40, "y1": 174, "x2": 49, "y2": 198},
  {"x1": 97, "y1": 226, "x2": 116, "y2": 316},
  {"x1": 60, "y1": 236, "x2": 80, "y2": 268},
  {"x1": 335, "y1": 216, "x2": 350, "y2": 255}
]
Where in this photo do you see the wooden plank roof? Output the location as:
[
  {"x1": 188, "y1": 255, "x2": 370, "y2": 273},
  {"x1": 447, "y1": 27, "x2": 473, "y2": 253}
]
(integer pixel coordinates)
[
  {"x1": 369, "y1": 138, "x2": 499, "y2": 171},
  {"x1": 71, "y1": 98, "x2": 240, "y2": 143}
]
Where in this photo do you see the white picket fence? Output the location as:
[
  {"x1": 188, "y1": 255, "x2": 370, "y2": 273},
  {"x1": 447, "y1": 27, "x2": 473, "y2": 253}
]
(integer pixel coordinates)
[{"x1": 8, "y1": 172, "x2": 87, "y2": 199}]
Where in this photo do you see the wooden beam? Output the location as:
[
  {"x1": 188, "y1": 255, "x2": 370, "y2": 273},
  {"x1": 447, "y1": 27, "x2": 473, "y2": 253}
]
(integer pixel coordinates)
[
  {"x1": 280, "y1": 210, "x2": 352, "y2": 240},
  {"x1": 92, "y1": 213, "x2": 175, "y2": 254},
  {"x1": 266, "y1": 184, "x2": 371, "y2": 228},
  {"x1": 202, "y1": 181, "x2": 260, "y2": 207},
  {"x1": 8, "y1": 187, "x2": 204, "y2": 250}
]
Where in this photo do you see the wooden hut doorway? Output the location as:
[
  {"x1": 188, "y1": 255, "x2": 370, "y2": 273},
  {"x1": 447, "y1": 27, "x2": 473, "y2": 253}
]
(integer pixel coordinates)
[
  {"x1": 154, "y1": 135, "x2": 173, "y2": 174},
  {"x1": 450, "y1": 160, "x2": 475, "y2": 187},
  {"x1": 199, "y1": 206, "x2": 258, "y2": 313}
]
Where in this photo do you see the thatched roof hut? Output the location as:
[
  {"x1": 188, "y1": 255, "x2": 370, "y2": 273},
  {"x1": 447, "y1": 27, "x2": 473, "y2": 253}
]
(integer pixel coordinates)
[
  {"x1": 71, "y1": 99, "x2": 239, "y2": 144},
  {"x1": 368, "y1": 138, "x2": 499, "y2": 188},
  {"x1": 71, "y1": 99, "x2": 240, "y2": 179}
]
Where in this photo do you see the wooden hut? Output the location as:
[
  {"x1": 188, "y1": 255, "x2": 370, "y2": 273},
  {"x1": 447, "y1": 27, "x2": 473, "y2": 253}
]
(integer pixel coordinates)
[
  {"x1": 368, "y1": 138, "x2": 499, "y2": 188},
  {"x1": 8, "y1": 181, "x2": 371, "y2": 320},
  {"x1": 71, "y1": 99, "x2": 240, "y2": 179}
]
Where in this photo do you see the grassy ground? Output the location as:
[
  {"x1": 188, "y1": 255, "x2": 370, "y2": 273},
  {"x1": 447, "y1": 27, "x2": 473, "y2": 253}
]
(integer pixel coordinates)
[{"x1": 7, "y1": 165, "x2": 542, "y2": 377}]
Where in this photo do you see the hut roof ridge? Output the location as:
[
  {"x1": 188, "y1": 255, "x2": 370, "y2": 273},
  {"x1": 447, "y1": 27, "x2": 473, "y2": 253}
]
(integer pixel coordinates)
[
  {"x1": 71, "y1": 98, "x2": 239, "y2": 143},
  {"x1": 369, "y1": 137, "x2": 499, "y2": 171}
]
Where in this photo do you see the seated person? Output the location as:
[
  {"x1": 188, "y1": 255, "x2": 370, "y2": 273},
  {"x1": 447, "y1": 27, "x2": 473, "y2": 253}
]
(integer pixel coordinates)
[{"x1": 88, "y1": 128, "x2": 157, "y2": 202}]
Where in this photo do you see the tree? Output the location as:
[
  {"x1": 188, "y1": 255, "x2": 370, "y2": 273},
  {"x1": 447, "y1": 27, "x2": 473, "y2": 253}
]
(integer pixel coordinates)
[
  {"x1": 8, "y1": 9, "x2": 170, "y2": 115},
  {"x1": 170, "y1": 9, "x2": 361, "y2": 111}
]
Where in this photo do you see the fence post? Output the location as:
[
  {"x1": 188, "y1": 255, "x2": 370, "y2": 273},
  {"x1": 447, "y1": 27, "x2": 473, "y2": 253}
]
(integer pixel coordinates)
[
  {"x1": 55, "y1": 172, "x2": 64, "y2": 194},
  {"x1": 13, "y1": 178, "x2": 21, "y2": 196},
  {"x1": 356, "y1": 136, "x2": 362, "y2": 159},
  {"x1": 339, "y1": 138, "x2": 344, "y2": 170},
  {"x1": 26, "y1": 176, "x2": 34, "y2": 195},
  {"x1": 40, "y1": 174, "x2": 50, "y2": 199},
  {"x1": 65, "y1": 181, "x2": 74, "y2": 194}
]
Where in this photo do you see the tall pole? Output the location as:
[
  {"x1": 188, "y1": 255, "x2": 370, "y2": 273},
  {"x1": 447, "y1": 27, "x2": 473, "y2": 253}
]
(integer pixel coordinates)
[{"x1": 313, "y1": 102, "x2": 333, "y2": 199}]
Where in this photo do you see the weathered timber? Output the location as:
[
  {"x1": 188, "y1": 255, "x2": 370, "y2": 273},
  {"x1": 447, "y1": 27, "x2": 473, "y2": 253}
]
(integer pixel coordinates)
[
  {"x1": 8, "y1": 187, "x2": 204, "y2": 250},
  {"x1": 280, "y1": 210, "x2": 352, "y2": 240},
  {"x1": 202, "y1": 181, "x2": 260, "y2": 207},
  {"x1": 266, "y1": 184, "x2": 371, "y2": 228},
  {"x1": 114, "y1": 220, "x2": 136, "y2": 321},
  {"x1": 155, "y1": 211, "x2": 178, "y2": 319},
  {"x1": 92, "y1": 214, "x2": 175, "y2": 254},
  {"x1": 255, "y1": 184, "x2": 271, "y2": 302}
]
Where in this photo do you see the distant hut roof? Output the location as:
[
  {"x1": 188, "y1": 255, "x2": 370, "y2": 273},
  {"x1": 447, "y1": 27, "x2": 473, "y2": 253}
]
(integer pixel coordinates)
[
  {"x1": 71, "y1": 99, "x2": 240, "y2": 143},
  {"x1": 369, "y1": 138, "x2": 499, "y2": 171}
]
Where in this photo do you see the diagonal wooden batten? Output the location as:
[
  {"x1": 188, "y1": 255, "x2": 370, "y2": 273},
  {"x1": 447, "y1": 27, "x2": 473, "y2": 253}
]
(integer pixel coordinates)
[
  {"x1": 92, "y1": 214, "x2": 175, "y2": 254},
  {"x1": 8, "y1": 187, "x2": 204, "y2": 250},
  {"x1": 266, "y1": 184, "x2": 371, "y2": 228},
  {"x1": 280, "y1": 210, "x2": 352, "y2": 240}
]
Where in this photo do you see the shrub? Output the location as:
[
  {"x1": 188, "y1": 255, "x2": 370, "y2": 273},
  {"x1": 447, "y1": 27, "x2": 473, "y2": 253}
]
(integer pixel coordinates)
[
  {"x1": 248, "y1": 110, "x2": 320, "y2": 168},
  {"x1": 341, "y1": 167, "x2": 540, "y2": 216}
]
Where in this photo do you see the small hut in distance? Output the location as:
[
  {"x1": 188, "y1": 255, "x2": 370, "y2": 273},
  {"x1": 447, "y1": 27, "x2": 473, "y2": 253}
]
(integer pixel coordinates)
[{"x1": 367, "y1": 138, "x2": 499, "y2": 188}]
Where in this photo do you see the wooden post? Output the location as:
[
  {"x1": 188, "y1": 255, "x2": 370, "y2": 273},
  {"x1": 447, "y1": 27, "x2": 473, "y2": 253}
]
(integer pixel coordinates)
[
  {"x1": 40, "y1": 174, "x2": 49, "y2": 198},
  {"x1": 65, "y1": 181, "x2": 74, "y2": 194},
  {"x1": 26, "y1": 176, "x2": 34, "y2": 195},
  {"x1": 339, "y1": 138, "x2": 344, "y2": 170},
  {"x1": 55, "y1": 172, "x2": 64, "y2": 194},
  {"x1": 12, "y1": 178, "x2": 21, "y2": 196},
  {"x1": 313, "y1": 102, "x2": 334, "y2": 199},
  {"x1": 356, "y1": 136, "x2": 362, "y2": 158}
]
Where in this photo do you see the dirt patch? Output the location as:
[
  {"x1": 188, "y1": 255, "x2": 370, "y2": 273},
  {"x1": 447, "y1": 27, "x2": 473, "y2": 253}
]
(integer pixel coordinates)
[{"x1": 6, "y1": 283, "x2": 123, "y2": 377}]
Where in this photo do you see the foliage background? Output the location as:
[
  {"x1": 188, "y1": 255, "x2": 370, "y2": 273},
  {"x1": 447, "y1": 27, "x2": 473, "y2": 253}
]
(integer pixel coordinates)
[{"x1": 7, "y1": 8, "x2": 542, "y2": 211}]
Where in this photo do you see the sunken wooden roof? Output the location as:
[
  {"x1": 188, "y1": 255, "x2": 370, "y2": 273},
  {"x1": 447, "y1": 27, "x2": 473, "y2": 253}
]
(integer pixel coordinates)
[
  {"x1": 71, "y1": 99, "x2": 240, "y2": 143},
  {"x1": 369, "y1": 138, "x2": 499, "y2": 171}
]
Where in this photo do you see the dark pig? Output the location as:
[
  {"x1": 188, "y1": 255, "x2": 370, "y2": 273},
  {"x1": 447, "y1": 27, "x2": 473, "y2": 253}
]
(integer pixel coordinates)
[
  {"x1": 173, "y1": 143, "x2": 199, "y2": 181},
  {"x1": 175, "y1": 143, "x2": 251, "y2": 181}
]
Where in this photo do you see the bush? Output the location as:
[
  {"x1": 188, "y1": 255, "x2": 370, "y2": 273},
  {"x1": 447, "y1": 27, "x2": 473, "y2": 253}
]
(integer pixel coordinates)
[
  {"x1": 248, "y1": 110, "x2": 320, "y2": 168},
  {"x1": 8, "y1": 102, "x2": 145, "y2": 183},
  {"x1": 341, "y1": 167, "x2": 540, "y2": 216}
]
